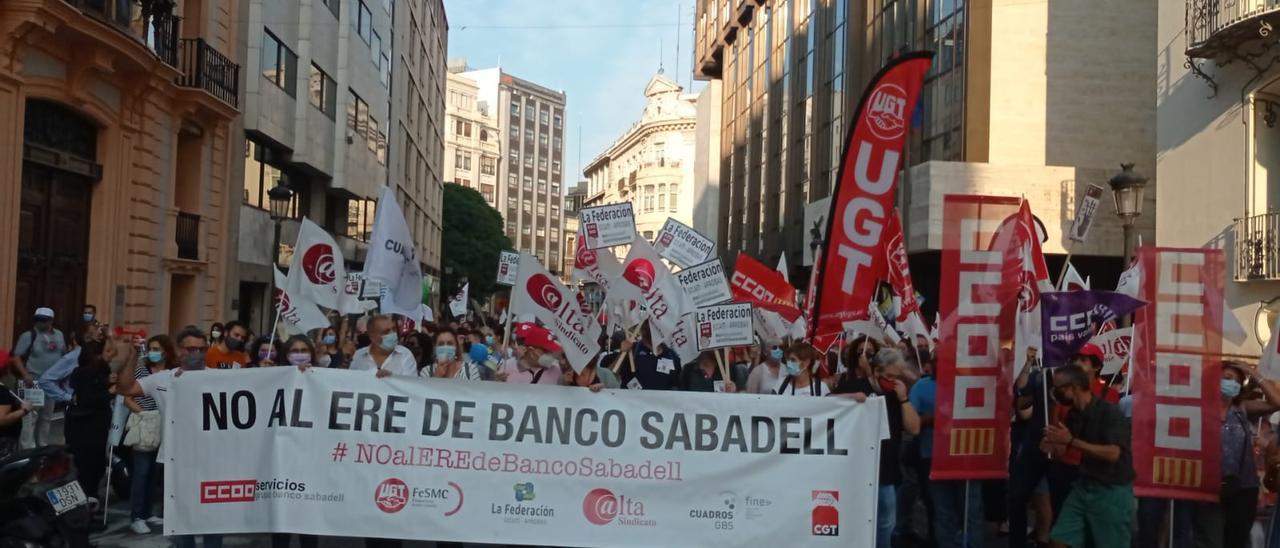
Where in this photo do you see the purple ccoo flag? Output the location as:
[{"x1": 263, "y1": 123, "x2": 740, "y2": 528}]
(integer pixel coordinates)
[{"x1": 1040, "y1": 290, "x2": 1146, "y2": 367}]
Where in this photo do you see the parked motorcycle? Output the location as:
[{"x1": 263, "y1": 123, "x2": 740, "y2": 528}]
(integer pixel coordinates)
[{"x1": 0, "y1": 445, "x2": 92, "y2": 548}]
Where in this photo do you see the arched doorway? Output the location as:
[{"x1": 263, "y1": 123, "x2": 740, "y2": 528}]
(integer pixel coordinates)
[{"x1": 14, "y1": 100, "x2": 100, "y2": 339}]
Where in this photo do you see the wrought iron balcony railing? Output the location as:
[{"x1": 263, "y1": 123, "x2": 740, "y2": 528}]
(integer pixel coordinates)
[
  {"x1": 1187, "y1": 0, "x2": 1280, "y2": 57},
  {"x1": 177, "y1": 38, "x2": 240, "y2": 107},
  {"x1": 65, "y1": 0, "x2": 180, "y2": 66},
  {"x1": 1234, "y1": 211, "x2": 1280, "y2": 280},
  {"x1": 176, "y1": 211, "x2": 200, "y2": 261}
]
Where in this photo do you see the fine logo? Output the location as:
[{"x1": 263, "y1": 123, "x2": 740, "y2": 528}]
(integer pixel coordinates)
[
  {"x1": 866, "y1": 82, "x2": 908, "y2": 141},
  {"x1": 374, "y1": 478, "x2": 409, "y2": 514},
  {"x1": 302, "y1": 243, "x2": 337, "y2": 285}
]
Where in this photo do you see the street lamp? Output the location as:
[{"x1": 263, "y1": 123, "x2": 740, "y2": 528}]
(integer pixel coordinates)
[
  {"x1": 267, "y1": 179, "x2": 294, "y2": 317},
  {"x1": 1107, "y1": 163, "x2": 1149, "y2": 266}
]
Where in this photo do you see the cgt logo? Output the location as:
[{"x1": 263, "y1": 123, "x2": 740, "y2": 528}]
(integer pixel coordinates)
[
  {"x1": 374, "y1": 478, "x2": 409, "y2": 514},
  {"x1": 201, "y1": 480, "x2": 256, "y2": 503},
  {"x1": 866, "y1": 83, "x2": 908, "y2": 141},
  {"x1": 526, "y1": 274, "x2": 564, "y2": 312},
  {"x1": 811, "y1": 490, "x2": 839, "y2": 536},
  {"x1": 302, "y1": 243, "x2": 337, "y2": 285}
]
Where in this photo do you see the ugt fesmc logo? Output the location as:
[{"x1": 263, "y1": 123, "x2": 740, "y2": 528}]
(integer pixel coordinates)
[
  {"x1": 866, "y1": 83, "x2": 908, "y2": 141},
  {"x1": 201, "y1": 480, "x2": 256, "y2": 503},
  {"x1": 374, "y1": 478, "x2": 410, "y2": 514},
  {"x1": 811, "y1": 490, "x2": 839, "y2": 536},
  {"x1": 302, "y1": 243, "x2": 336, "y2": 285}
]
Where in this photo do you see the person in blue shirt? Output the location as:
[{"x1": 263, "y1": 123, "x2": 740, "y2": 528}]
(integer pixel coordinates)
[{"x1": 910, "y1": 350, "x2": 982, "y2": 548}]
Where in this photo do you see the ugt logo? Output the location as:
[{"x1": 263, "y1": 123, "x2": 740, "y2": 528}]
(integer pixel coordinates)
[
  {"x1": 374, "y1": 478, "x2": 409, "y2": 514},
  {"x1": 866, "y1": 83, "x2": 908, "y2": 141}
]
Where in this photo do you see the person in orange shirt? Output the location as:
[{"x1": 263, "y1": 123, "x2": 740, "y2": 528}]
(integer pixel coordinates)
[{"x1": 204, "y1": 320, "x2": 250, "y2": 370}]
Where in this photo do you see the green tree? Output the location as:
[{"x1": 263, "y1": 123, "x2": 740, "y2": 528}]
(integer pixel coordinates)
[{"x1": 441, "y1": 183, "x2": 512, "y2": 303}]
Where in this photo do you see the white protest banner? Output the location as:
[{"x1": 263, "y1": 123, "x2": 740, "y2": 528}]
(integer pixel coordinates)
[
  {"x1": 616, "y1": 236, "x2": 693, "y2": 351},
  {"x1": 652, "y1": 218, "x2": 716, "y2": 268},
  {"x1": 163, "y1": 367, "x2": 886, "y2": 546},
  {"x1": 1093, "y1": 326, "x2": 1133, "y2": 375},
  {"x1": 366, "y1": 187, "x2": 424, "y2": 317},
  {"x1": 694, "y1": 303, "x2": 754, "y2": 351},
  {"x1": 1068, "y1": 184, "x2": 1105, "y2": 243},
  {"x1": 674, "y1": 258, "x2": 733, "y2": 308},
  {"x1": 579, "y1": 202, "x2": 636, "y2": 249},
  {"x1": 497, "y1": 251, "x2": 520, "y2": 286},
  {"x1": 449, "y1": 283, "x2": 469, "y2": 318},
  {"x1": 276, "y1": 267, "x2": 330, "y2": 335},
  {"x1": 294, "y1": 218, "x2": 348, "y2": 310},
  {"x1": 510, "y1": 252, "x2": 602, "y2": 372}
]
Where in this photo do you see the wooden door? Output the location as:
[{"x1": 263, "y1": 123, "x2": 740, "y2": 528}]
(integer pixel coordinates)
[{"x1": 14, "y1": 162, "x2": 93, "y2": 339}]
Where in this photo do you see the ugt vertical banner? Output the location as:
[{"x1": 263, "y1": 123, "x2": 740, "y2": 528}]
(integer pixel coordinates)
[
  {"x1": 807, "y1": 52, "x2": 932, "y2": 349},
  {"x1": 931, "y1": 195, "x2": 1020, "y2": 480},
  {"x1": 1131, "y1": 247, "x2": 1224, "y2": 502}
]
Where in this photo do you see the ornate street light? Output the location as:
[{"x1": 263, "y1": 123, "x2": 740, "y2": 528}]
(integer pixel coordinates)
[
  {"x1": 267, "y1": 180, "x2": 294, "y2": 322},
  {"x1": 1108, "y1": 163, "x2": 1149, "y2": 327}
]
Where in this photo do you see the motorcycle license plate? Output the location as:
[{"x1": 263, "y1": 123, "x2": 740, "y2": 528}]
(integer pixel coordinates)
[{"x1": 46, "y1": 481, "x2": 87, "y2": 515}]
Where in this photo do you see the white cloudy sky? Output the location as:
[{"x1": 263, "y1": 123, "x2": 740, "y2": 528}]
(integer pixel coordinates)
[{"x1": 444, "y1": 0, "x2": 705, "y2": 188}]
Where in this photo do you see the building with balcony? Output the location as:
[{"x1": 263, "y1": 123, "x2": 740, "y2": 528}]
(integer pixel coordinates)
[
  {"x1": 1158, "y1": 0, "x2": 1280, "y2": 355},
  {"x1": 389, "y1": 0, "x2": 448, "y2": 311},
  {"x1": 230, "y1": 0, "x2": 447, "y2": 330},
  {"x1": 461, "y1": 66, "x2": 567, "y2": 273},
  {"x1": 561, "y1": 182, "x2": 587, "y2": 285},
  {"x1": 583, "y1": 73, "x2": 699, "y2": 243},
  {"x1": 444, "y1": 71, "x2": 502, "y2": 209},
  {"x1": 693, "y1": 0, "x2": 1156, "y2": 305},
  {"x1": 0, "y1": 0, "x2": 241, "y2": 344}
]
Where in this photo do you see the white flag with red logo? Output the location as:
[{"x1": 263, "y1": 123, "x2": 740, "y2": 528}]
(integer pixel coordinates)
[
  {"x1": 572, "y1": 228, "x2": 622, "y2": 292},
  {"x1": 1262, "y1": 314, "x2": 1280, "y2": 379},
  {"x1": 883, "y1": 208, "x2": 920, "y2": 322},
  {"x1": 364, "y1": 186, "x2": 424, "y2": 318},
  {"x1": 510, "y1": 252, "x2": 601, "y2": 372},
  {"x1": 615, "y1": 235, "x2": 694, "y2": 352},
  {"x1": 993, "y1": 200, "x2": 1054, "y2": 377},
  {"x1": 276, "y1": 267, "x2": 330, "y2": 335},
  {"x1": 1115, "y1": 260, "x2": 1142, "y2": 299},
  {"x1": 1061, "y1": 263, "x2": 1090, "y2": 291},
  {"x1": 292, "y1": 218, "x2": 347, "y2": 310}
]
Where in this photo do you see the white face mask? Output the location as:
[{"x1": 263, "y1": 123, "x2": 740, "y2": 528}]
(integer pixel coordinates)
[
  {"x1": 536, "y1": 353, "x2": 559, "y2": 369},
  {"x1": 317, "y1": 354, "x2": 332, "y2": 368}
]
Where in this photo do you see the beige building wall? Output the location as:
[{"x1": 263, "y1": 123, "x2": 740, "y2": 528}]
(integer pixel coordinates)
[{"x1": 443, "y1": 72, "x2": 502, "y2": 208}]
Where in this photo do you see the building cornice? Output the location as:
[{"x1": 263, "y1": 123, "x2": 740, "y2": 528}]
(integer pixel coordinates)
[{"x1": 584, "y1": 117, "x2": 696, "y2": 176}]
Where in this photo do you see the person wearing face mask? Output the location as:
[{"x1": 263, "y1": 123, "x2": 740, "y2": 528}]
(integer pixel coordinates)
[
  {"x1": 317, "y1": 327, "x2": 344, "y2": 369},
  {"x1": 832, "y1": 347, "x2": 921, "y2": 548},
  {"x1": 117, "y1": 327, "x2": 222, "y2": 548},
  {"x1": 775, "y1": 343, "x2": 832, "y2": 397},
  {"x1": 839, "y1": 335, "x2": 882, "y2": 380},
  {"x1": 248, "y1": 336, "x2": 284, "y2": 367},
  {"x1": 206, "y1": 320, "x2": 250, "y2": 370},
  {"x1": 679, "y1": 350, "x2": 742, "y2": 393},
  {"x1": 64, "y1": 333, "x2": 116, "y2": 519},
  {"x1": 12, "y1": 307, "x2": 68, "y2": 449},
  {"x1": 1172, "y1": 361, "x2": 1279, "y2": 548},
  {"x1": 39, "y1": 319, "x2": 110, "y2": 446},
  {"x1": 122, "y1": 334, "x2": 175, "y2": 534},
  {"x1": 499, "y1": 323, "x2": 565, "y2": 386},
  {"x1": 349, "y1": 315, "x2": 418, "y2": 378},
  {"x1": 747, "y1": 344, "x2": 787, "y2": 394},
  {"x1": 1039, "y1": 364, "x2": 1133, "y2": 548},
  {"x1": 612, "y1": 322, "x2": 682, "y2": 391},
  {"x1": 421, "y1": 328, "x2": 483, "y2": 380}
]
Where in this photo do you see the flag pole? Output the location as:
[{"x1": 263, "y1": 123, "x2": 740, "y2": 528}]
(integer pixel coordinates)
[
  {"x1": 961, "y1": 480, "x2": 971, "y2": 547},
  {"x1": 267, "y1": 307, "x2": 281, "y2": 354},
  {"x1": 1055, "y1": 242, "x2": 1076, "y2": 291}
]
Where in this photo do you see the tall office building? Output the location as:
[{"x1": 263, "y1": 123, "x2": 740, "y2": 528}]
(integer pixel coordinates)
[
  {"x1": 0, "y1": 0, "x2": 241, "y2": 343},
  {"x1": 694, "y1": 0, "x2": 1154, "y2": 298},
  {"x1": 390, "y1": 0, "x2": 448, "y2": 309},
  {"x1": 463, "y1": 67, "x2": 568, "y2": 272},
  {"x1": 443, "y1": 71, "x2": 503, "y2": 208},
  {"x1": 232, "y1": 0, "x2": 447, "y2": 330}
]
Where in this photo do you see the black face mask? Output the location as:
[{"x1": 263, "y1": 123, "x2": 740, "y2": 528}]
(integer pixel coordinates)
[
  {"x1": 1052, "y1": 388, "x2": 1074, "y2": 406},
  {"x1": 226, "y1": 337, "x2": 246, "y2": 351}
]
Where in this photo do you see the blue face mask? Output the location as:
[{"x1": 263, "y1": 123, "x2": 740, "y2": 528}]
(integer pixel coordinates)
[
  {"x1": 784, "y1": 360, "x2": 801, "y2": 376},
  {"x1": 468, "y1": 344, "x2": 489, "y2": 364},
  {"x1": 1221, "y1": 378, "x2": 1242, "y2": 399},
  {"x1": 435, "y1": 345, "x2": 457, "y2": 363},
  {"x1": 147, "y1": 351, "x2": 164, "y2": 364},
  {"x1": 379, "y1": 333, "x2": 398, "y2": 351},
  {"x1": 83, "y1": 313, "x2": 94, "y2": 323},
  {"x1": 485, "y1": 335, "x2": 495, "y2": 346},
  {"x1": 323, "y1": 334, "x2": 337, "y2": 345},
  {"x1": 770, "y1": 348, "x2": 784, "y2": 362}
]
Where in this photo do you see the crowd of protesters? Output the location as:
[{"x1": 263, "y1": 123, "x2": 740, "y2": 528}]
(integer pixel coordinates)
[{"x1": 8, "y1": 303, "x2": 1280, "y2": 548}]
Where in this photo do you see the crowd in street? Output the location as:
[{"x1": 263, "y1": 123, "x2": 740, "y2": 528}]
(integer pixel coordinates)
[{"x1": 6, "y1": 303, "x2": 1280, "y2": 548}]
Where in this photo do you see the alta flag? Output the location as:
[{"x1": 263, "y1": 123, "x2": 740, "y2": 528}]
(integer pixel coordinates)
[
  {"x1": 275, "y1": 267, "x2": 329, "y2": 335},
  {"x1": 365, "y1": 187, "x2": 424, "y2": 318},
  {"x1": 730, "y1": 253, "x2": 801, "y2": 322},
  {"x1": 1131, "y1": 247, "x2": 1225, "y2": 502},
  {"x1": 615, "y1": 235, "x2": 694, "y2": 352},
  {"x1": 510, "y1": 252, "x2": 601, "y2": 372},
  {"x1": 932, "y1": 195, "x2": 1021, "y2": 481},
  {"x1": 572, "y1": 229, "x2": 622, "y2": 292},
  {"x1": 884, "y1": 208, "x2": 920, "y2": 323},
  {"x1": 1262, "y1": 310, "x2": 1280, "y2": 379},
  {"x1": 807, "y1": 52, "x2": 932, "y2": 347},
  {"x1": 1039, "y1": 291, "x2": 1145, "y2": 368},
  {"x1": 293, "y1": 218, "x2": 347, "y2": 310}
]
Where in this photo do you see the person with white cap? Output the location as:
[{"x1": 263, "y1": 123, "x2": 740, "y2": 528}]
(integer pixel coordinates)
[{"x1": 11, "y1": 307, "x2": 67, "y2": 449}]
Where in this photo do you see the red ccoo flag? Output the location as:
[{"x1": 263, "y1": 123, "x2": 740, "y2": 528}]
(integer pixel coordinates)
[{"x1": 806, "y1": 52, "x2": 932, "y2": 347}]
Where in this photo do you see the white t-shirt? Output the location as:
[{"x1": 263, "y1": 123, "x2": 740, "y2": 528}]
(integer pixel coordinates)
[
  {"x1": 773, "y1": 376, "x2": 831, "y2": 397},
  {"x1": 349, "y1": 346, "x2": 419, "y2": 377},
  {"x1": 137, "y1": 369, "x2": 176, "y2": 461}
]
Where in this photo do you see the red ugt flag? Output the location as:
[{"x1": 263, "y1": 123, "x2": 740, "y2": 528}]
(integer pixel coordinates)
[{"x1": 806, "y1": 52, "x2": 932, "y2": 348}]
